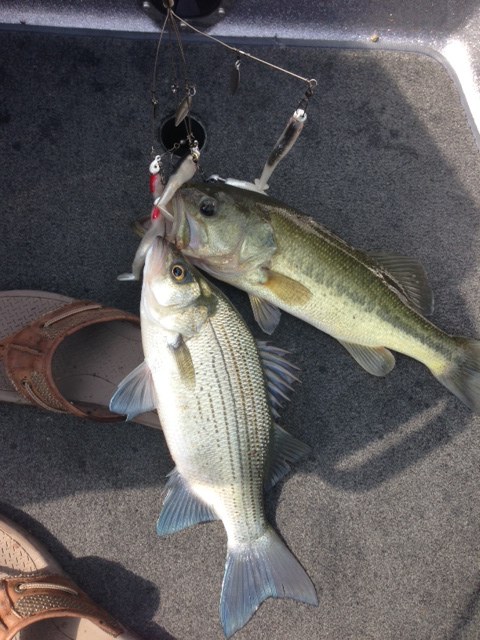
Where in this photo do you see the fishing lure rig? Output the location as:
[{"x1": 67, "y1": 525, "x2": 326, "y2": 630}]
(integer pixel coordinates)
[
  {"x1": 118, "y1": 0, "x2": 317, "y2": 281},
  {"x1": 210, "y1": 88, "x2": 316, "y2": 195}
]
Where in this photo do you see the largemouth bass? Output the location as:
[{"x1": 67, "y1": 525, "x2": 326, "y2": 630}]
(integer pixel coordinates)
[
  {"x1": 165, "y1": 182, "x2": 480, "y2": 412},
  {"x1": 110, "y1": 237, "x2": 317, "y2": 637}
]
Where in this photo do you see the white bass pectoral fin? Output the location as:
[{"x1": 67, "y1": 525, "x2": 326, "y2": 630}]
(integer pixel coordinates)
[
  {"x1": 257, "y1": 341, "x2": 300, "y2": 418},
  {"x1": 263, "y1": 270, "x2": 312, "y2": 308},
  {"x1": 220, "y1": 526, "x2": 317, "y2": 638},
  {"x1": 109, "y1": 360, "x2": 157, "y2": 420},
  {"x1": 249, "y1": 295, "x2": 281, "y2": 335},
  {"x1": 339, "y1": 341, "x2": 395, "y2": 377},
  {"x1": 367, "y1": 251, "x2": 434, "y2": 316},
  {"x1": 169, "y1": 339, "x2": 195, "y2": 388},
  {"x1": 156, "y1": 468, "x2": 217, "y2": 536},
  {"x1": 265, "y1": 424, "x2": 310, "y2": 490}
]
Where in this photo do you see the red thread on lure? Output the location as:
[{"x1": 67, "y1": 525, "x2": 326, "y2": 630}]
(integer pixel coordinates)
[{"x1": 150, "y1": 174, "x2": 158, "y2": 194}]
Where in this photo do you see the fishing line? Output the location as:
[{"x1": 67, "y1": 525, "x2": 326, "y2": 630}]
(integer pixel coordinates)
[
  {"x1": 166, "y1": 5, "x2": 201, "y2": 158},
  {"x1": 151, "y1": 11, "x2": 169, "y2": 158},
  {"x1": 149, "y1": 4, "x2": 318, "y2": 188},
  {"x1": 150, "y1": 4, "x2": 199, "y2": 181},
  {"x1": 169, "y1": 9, "x2": 317, "y2": 92}
]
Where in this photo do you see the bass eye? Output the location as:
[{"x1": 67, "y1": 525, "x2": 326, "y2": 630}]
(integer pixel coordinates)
[
  {"x1": 199, "y1": 198, "x2": 216, "y2": 217},
  {"x1": 171, "y1": 264, "x2": 187, "y2": 281}
]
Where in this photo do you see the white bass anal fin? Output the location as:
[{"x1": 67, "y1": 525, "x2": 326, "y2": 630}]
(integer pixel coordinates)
[
  {"x1": 157, "y1": 468, "x2": 217, "y2": 536},
  {"x1": 367, "y1": 251, "x2": 434, "y2": 316},
  {"x1": 339, "y1": 341, "x2": 395, "y2": 377},
  {"x1": 109, "y1": 361, "x2": 157, "y2": 420}
]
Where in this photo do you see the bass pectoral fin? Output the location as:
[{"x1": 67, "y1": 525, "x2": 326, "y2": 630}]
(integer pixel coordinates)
[
  {"x1": 157, "y1": 468, "x2": 217, "y2": 536},
  {"x1": 338, "y1": 340, "x2": 396, "y2": 377},
  {"x1": 169, "y1": 338, "x2": 196, "y2": 388},
  {"x1": 249, "y1": 295, "x2": 281, "y2": 334},
  {"x1": 263, "y1": 270, "x2": 312, "y2": 307},
  {"x1": 109, "y1": 360, "x2": 157, "y2": 420}
]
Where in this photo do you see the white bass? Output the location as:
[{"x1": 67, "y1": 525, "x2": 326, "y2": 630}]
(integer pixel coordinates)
[{"x1": 110, "y1": 237, "x2": 317, "y2": 637}]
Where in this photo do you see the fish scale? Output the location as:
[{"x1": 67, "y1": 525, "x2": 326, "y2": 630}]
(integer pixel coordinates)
[
  {"x1": 148, "y1": 296, "x2": 270, "y2": 543},
  {"x1": 110, "y1": 237, "x2": 317, "y2": 636},
  {"x1": 269, "y1": 205, "x2": 451, "y2": 363},
  {"x1": 175, "y1": 183, "x2": 480, "y2": 413}
]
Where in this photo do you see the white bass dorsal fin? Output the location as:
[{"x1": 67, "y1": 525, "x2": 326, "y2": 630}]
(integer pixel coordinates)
[
  {"x1": 109, "y1": 360, "x2": 157, "y2": 420},
  {"x1": 257, "y1": 341, "x2": 300, "y2": 419}
]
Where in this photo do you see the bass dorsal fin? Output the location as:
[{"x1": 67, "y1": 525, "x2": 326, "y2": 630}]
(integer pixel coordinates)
[{"x1": 367, "y1": 251, "x2": 434, "y2": 316}]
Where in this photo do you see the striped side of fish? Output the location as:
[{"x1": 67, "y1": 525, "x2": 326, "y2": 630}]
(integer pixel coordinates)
[{"x1": 110, "y1": 237, "x2": 317, "y2": 637}]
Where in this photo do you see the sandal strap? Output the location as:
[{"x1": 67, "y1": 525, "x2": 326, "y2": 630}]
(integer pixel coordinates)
[
  {"x1": 0, "y1": 573, "x2": 124, "y2": 639},
  {"x1": 0, "y1": 300, "x2": 139, "y2": 422}
]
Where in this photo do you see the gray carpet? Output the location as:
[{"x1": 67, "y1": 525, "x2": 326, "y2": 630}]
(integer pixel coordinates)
[{"x1": 1, "y1": 30, "x2": 480, "y2": 639}]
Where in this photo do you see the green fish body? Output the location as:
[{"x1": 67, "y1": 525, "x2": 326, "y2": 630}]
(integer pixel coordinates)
[
  {"x1": 110, "y1": 237, "x2": 317, "y2": 637},
  {"x1": 172, "y1": 183, "x2": 480, "y2": 411}
]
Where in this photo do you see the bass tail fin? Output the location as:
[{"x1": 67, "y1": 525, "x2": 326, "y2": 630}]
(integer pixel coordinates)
[
  {"x1": 220, "y1": 526, "x2": 317, "y2": 638},
  {"x1": 435, "y1": 338, "x2": 480, "y2": 413}
]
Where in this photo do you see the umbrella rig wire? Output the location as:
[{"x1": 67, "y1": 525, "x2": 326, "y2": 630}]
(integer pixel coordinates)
[
  {"x1": 148, "y1": 0, "x2": 318, "y2": 197},
  {"x1": 116, "y1": 0, "x2": 319, "y2": 283}
]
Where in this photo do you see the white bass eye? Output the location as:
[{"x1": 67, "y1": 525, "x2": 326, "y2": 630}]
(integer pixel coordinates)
[{"x1": 171, "y1": 264, "x2": 187, "y2": 281}]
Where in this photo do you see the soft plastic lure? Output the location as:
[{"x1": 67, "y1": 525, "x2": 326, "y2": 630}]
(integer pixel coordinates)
[
  {"x1": 208, "y1": 86, "x2": 314, "y2": 196},
  {"x1": 118, "y1": 150, "x2": 199, "y2": 282}
]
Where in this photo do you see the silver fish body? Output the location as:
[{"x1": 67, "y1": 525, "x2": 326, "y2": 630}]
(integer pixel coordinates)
[
  {"x1": 143, "y1": 272, "x2": 270, "y2": 543},
  {"x1": 110, "y1": 237, "x2": 317, "y2": 637},
  {"x1": 171, "y1": 183, "x2": 480, "y2": 412}
]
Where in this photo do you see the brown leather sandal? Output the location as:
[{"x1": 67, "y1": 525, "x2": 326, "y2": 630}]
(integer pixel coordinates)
[
  {"x1": 0, "y1": 513, "x2": 144, "y2": 639},
  {"x1": 0, "y1": 291, "x2": 159, "y2": 429}
]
